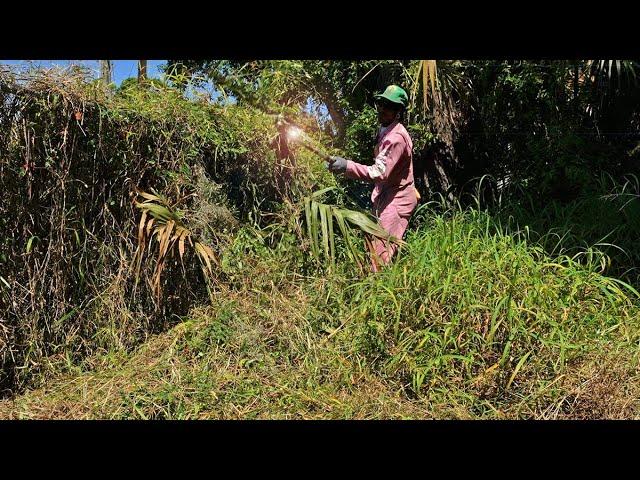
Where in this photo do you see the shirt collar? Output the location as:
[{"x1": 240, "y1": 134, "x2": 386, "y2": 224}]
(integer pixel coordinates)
[{"x1": 379, "y1": 120, "x2": 399, "y2": 139}]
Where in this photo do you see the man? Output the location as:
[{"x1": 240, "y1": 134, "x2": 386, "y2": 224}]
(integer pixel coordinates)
[{"x1": 328, "y1": 85, "x2": 418, "y2": 272}]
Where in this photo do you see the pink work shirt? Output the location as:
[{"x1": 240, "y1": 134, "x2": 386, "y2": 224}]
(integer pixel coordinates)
[{"x1": 344, "y1": 120, "x2": 417, "y2": 218}]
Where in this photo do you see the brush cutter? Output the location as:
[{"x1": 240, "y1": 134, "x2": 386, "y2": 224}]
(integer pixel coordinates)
[
  {"x1": 289, "y1": 130, "x2": 333, "y2": 162},
  {"x1": 274, "y1": 115, "x2": 333, "y2": 163}
]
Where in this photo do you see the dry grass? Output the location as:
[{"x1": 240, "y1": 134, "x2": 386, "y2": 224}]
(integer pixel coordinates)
[
  {"x1": 544, "y1": 351, "x2": 640, "y2": 419},
  {"x1": 0, "y1": 283, "x2": 431, "y2": 420},
  {"x1": 3, "y1": 223, "x2": 640, "y2": 419},
  {"x1": 5, "y1": 207, "x2": 640, "y2": 419}
]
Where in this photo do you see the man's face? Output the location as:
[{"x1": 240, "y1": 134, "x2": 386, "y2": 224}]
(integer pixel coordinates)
[{"x1": 376, "y1": 99, "x2": 400, "y2": 126}]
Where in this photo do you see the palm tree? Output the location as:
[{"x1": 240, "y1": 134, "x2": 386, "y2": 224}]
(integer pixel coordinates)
[
  {"x1": 412, "y1": 60, "x2": 440, "y2": 112},
  {"x1": 410, "y1": 60, "x2": 469, "y2": 200}
]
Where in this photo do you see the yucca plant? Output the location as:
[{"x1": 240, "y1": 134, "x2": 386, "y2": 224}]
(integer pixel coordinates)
[
  {"x1": 131, "y1": 189, "x2": 218, "y2": 302},
  {"x1": 303, "y1": 187, "x2": 405, "y2": 269}
]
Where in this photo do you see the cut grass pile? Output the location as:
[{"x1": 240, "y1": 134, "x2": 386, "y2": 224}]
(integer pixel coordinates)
[{"x1": 3, "y1": 207, "x2": 639, "y2": 419}]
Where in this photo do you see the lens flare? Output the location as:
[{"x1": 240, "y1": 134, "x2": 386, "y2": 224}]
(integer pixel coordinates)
[{"x1": 287, "y1": 126, "x2": 303, "y2": 142}]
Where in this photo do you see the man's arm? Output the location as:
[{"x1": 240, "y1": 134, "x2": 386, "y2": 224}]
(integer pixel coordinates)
[{"x1": 343, "y1": 136, "x2": 405, "y2": 182}]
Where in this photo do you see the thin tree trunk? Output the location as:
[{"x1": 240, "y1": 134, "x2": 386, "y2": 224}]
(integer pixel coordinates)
[
  {"x1": 138, "y1": 60, "x2": 147, "y2": 83},
  {"x1": 100, "y1": 60, "x2": 112, "y2": 84},
  {"x1": 323, "y1": 96, "x2": 346, "y2": 140}
]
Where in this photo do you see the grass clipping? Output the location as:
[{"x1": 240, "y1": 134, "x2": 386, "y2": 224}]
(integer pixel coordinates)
[{"x1": 3, "y1": 206, "x2": 640, "y2": 419}]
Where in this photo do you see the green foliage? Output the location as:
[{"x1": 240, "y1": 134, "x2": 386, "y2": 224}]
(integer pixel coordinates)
[
  {"x1": 0, "y1": 66, "x2": 318, "y2": 395},
  {"x1": 457, "y1": 60, "x2": 640, "y2": 196},
  {"x1": 406, "y1": 123, "x2": 436, "y2": 154},
  {"x1": 5, "y1": 201, "x2": 640, "y2": 419},
  {"x1": 116, "y1": 77, "x2": 167, "y2": 94},
  {"x1": 319, "y1": 206, "x2": 640, "y2": 413},
  {"x1": 495, "y1": 173, "x2": 640, "y2": 286},
  {"x1": 5, "y1": 59, "x2": 640, "y2": 420},
  {"x1": 302, "y1": 187, "x2": 404, "y2": 270},
  {"x1": 171, "y1": 60, "x2": 414, "y2": 140},
  {"x1": 344, "y1": 104, "x2": 378, "y2": 160}
]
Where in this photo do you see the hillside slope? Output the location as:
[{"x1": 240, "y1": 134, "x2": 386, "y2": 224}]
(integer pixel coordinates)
[{"x1": 3, "y1": 209, "x2": 639, "y2": 419}]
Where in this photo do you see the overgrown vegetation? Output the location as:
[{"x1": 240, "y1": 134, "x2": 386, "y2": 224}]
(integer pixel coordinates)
[
  {"x1": 0, "y1": 66, "x2": 323, "y2": 394},
  {"x1": 2, "y1": 204, "x2": 639, "y2": 419},
  {"x1": 2, "y1": 59, "x2": 640, "y2": 419}
]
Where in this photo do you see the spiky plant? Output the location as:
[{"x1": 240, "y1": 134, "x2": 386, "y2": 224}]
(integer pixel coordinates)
[
  {"x1": 131, "y1": 189, "x2": 218, "y2": 302},
  {"x1": 411, "y1": 60, "x2": 440, "y2": 112},
  {"x1": 303, "y1": 187, "x2": 405, "y2": 269}
]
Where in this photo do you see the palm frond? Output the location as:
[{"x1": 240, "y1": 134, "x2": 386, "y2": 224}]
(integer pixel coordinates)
[
  {"x1": 131, "y1": 190, "x2": 218, "y2": 303},
  {"x1": 589, "y1": 60, "x2": 637, "y2": 86},
  {"x1": 411, "y1": 60, "x2": 440, "y2": 112},
  {"x1": 302, "y1": 187, "x2": 405, "y2": 269}
]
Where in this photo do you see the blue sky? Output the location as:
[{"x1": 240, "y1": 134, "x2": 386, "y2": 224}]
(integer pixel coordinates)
[{"x1": 0, "y1": 60, "x2": 167, "y2": 85}]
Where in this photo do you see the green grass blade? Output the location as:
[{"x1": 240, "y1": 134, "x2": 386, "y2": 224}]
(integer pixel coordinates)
[
  {"x1": 506, "y1": 350, "x2": 532, "y2": 390},
  {"x1": 319, "y1": 203, "x2": 330, "y2": 262},
  {"x1": 328, "y1": 206, "x2": 336, "y2": 265}
]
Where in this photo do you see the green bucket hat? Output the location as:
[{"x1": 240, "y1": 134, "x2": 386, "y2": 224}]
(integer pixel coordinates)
[{"x1": 374, "y1": 84, "x2": 409, "y2": 108}]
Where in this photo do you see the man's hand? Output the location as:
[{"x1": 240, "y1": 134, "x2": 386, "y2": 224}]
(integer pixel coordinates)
[{"x1": 328, "y1": 156, "x2": 348, "y2": 174}]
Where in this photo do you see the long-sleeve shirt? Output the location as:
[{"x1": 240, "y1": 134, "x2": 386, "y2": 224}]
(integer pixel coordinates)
[{"x1": 344, "y1": 120, "x2": 417, "y2": 217}]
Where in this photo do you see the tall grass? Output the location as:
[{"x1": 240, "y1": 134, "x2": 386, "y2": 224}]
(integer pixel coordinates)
[
  {"x1": 493, "y1": 173, "x2": 640, "y2": 287},
  {"x1": 5, "y1": 201, "x2": 640, "y2": 418},
  {"x1": 311, "y1": 204, "x2": 640, "y2": 417}
]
